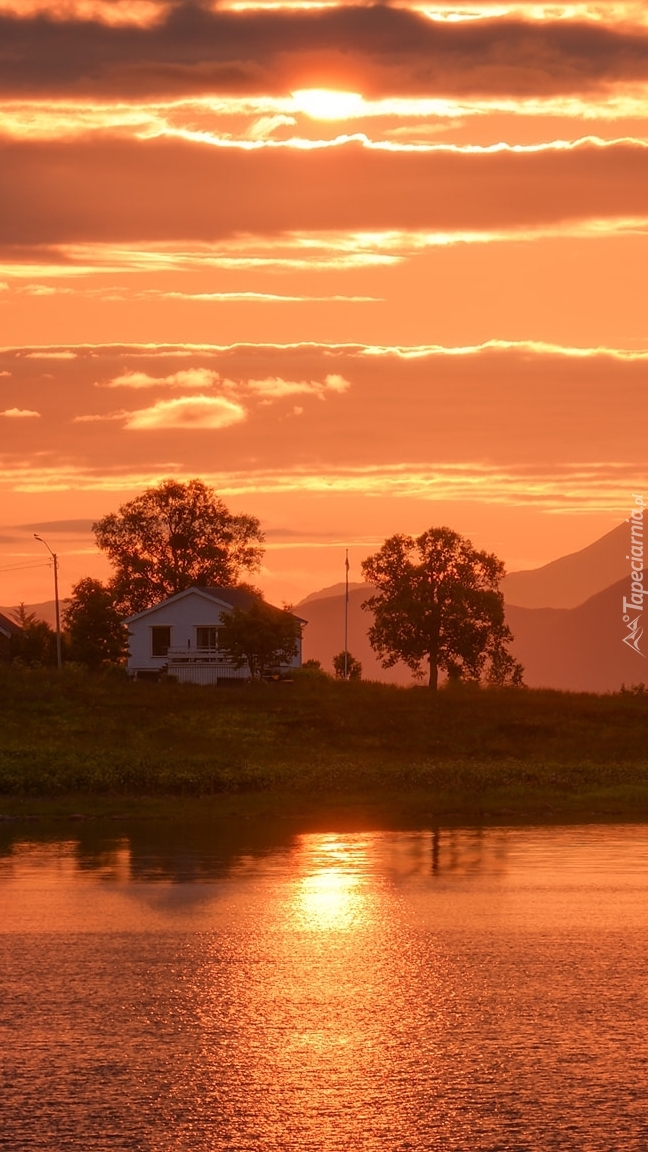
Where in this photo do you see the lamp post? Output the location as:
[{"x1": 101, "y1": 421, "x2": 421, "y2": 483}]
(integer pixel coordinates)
[{"x1": 34, "y1": 534, "x2": 62, "y2": 670}]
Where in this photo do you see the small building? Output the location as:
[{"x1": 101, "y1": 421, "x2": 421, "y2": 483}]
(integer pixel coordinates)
[
  {"x1": 125, "y1": 586, "x2": 305, "y2": 684},
  {"x1": 0, "y1": 611, "x2": 20, "y2": 663}
]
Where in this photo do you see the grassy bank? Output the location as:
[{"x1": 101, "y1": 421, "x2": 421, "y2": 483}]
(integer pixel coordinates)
[{"x1": 1, "y1": 667, "x2": 647, "y2": 819}]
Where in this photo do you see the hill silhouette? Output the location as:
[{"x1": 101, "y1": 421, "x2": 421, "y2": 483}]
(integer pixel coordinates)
[
  {"x1": 0, "y1": 599, "x2": 67, "y2": 629},
  {"x1": 298, "y1": 549, "x2": 645, "y2": 692},
  {"x1": 298, "y1": 585, "x2": 413, "y2": 685},
  {"x1": 502, "y1": 522, "x2": 629, "y2": 608},
  {"x1": 505, "y1": 577, "x2": 644, "y2": 692},
  {"x1": 298, "y1": 581, "x2": 366, "y2": 606}
]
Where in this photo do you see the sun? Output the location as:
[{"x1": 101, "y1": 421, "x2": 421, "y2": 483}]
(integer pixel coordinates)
[{"x1": 291, "y1": 88, "x2": 365, "y2": 120}]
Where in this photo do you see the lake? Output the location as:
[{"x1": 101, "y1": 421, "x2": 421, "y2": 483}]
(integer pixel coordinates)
[{"x1": 1, "y1": 819, "x2": 647, "y2": 1150}]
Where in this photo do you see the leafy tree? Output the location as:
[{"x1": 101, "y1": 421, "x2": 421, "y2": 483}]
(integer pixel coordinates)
[
  {"x1": 94, "y1": 479, "x2": 264, "y2": 615},
  {"x1": 10, "y1": 604, "x2": 58, "y2": 666},
  {"x1": 332, "y1": 651, "x2": 363, "y2": 680},
  {"x1": 64, "y1": 578, "x2": 129, "y2": 670},
  {"x1": 361, "y1": 527, "x2": 524, "y2": 690},
  {"x1": 292, "y1": 658, "x2": 331, "y2": 682},
  {"x1": 218, "y1": 600, "x2": 301, "y2": 680}
]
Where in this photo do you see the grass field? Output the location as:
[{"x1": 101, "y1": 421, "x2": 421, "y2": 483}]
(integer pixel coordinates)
[{"x1": 1, "y1": 667, "x2": 647, "y2": 821}]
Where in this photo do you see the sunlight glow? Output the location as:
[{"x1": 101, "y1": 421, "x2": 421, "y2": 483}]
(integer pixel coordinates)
[
  {"x1": 3, "y1": 91, "x2": 648, "y2": 149},
  {"x1": 291, "y1": 89, "x2": 365, "y2": 121}
]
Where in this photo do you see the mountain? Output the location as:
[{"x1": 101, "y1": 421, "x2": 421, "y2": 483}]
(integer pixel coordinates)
[
  {"x1": 297, "y1": 570, "x2": 645, "y2": 692},
  {"x1": 505, "y1": 578, "x2": 644, "y2": 692},
  {"x1": 298, "y1": 585, "x2": 413, "y2": 684},
  {"x1": 298, "y1": 581, "x2": 367, "y2": 606},
  {"x1": 502, "y1": 522, "x2": 629, "y2": 608},
  {"x1": 0, "y1": 600, "x2": 67, "y2": 628}
]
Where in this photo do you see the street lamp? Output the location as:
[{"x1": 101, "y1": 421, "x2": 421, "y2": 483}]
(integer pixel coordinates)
[{"x1": 34, "y1": 534, "x2": 62, "y2": 670}]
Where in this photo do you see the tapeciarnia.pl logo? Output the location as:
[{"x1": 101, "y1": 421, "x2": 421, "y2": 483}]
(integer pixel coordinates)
[{"x1": 622, "y1": 494, "x2": 645, "y2": 656}]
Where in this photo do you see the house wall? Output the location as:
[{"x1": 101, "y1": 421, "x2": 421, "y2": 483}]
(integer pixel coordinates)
[
  {"x1": 128, "y1": 592, "x2": 233, "y2": 673},
  {"x1": 127, "y1": 591, "x2": 303, "y2": 676}
]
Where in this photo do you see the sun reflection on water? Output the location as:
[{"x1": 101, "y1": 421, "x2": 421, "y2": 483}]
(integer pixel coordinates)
[
  {"x1": 291, "y1": 833, "x2": 369, "y2": 932},
  {"x1": 4, "y1": 827, "x2": 648, "y2": 1149}
]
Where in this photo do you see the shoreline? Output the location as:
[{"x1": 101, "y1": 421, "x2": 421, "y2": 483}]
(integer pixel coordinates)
[{"x1": 2, "y1": 784, "x2": 648, "y2": 829}]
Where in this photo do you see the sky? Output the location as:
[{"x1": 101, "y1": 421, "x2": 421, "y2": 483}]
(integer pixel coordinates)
[{"x1": 1, "y1": 0, "x2": 647, "y2": 607}]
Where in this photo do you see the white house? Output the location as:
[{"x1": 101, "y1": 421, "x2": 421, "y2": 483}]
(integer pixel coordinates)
[{"x1": 125, "y1": 586, "x2": 305, "y2": 684}]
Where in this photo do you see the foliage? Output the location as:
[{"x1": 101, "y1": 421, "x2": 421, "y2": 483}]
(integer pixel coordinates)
[
  {"x1": 362, "y1": 527, "x2": 524, "y2": 690},
  {"x1": 619, "y1": 682, "x2": 647, "y2": 696},
  {"x1": 333, "y1": 650, "x2": 363, "y2": 680},
  {"x1": 9, "y1": 605, "x2": 58, "y2": 667},
  {"x1": 1, "y1": 669, "x2": 648, "y2": 809},
  {"x1": 218, "y1": 599, "x2": 302, "y2": 679},
  {"x1": 94, "y1": 478, "x2": 264, "y2": 615},
  {"x1": 63, "y1": 578, "x2": 129, "y2": 670},
  {"x1": 292, "y1": 659, "x2": 332, "y2": 682},
  {"x1": 10, "y1": 604, "x2": 33, "y2": 629}
]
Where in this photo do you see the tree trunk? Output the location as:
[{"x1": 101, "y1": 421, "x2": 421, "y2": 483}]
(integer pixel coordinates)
[{"x1": 428, "y1": 658, "x2": 438, "y2": 690}]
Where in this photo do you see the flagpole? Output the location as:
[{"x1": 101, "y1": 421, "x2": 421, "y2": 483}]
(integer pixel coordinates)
[{"x1": 344, "y1": 549, "x2": 349, "y2": 679}]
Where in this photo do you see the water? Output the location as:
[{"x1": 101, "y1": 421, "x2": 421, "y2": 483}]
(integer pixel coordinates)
[{"x1": 1, "y1": 820, "x2": 648, "y2": 1150}]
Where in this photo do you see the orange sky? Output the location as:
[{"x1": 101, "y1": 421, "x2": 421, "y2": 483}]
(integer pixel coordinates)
[{"x1": 1, "y1": 0, "x2": 646, "y2": 606}]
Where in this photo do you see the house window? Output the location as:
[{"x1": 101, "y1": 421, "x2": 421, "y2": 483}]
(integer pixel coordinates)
[
  {"x1": 196, "y1": 627, "x2": 219, "y2": 650},
  {"x1": 151, "y1": 626, "x2": 171, "y2": 657}
]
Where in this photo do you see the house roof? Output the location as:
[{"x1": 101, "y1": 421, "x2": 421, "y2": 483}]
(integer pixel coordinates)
[
  {"x1": 0, "y1": 610, "x2": 21, "y2": 638},
  {"x1": 125, "y1": 586, "x2": 307, "y2": 624}
]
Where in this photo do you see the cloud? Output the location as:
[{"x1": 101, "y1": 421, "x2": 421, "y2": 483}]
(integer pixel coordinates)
[
  {"x1": 0, "y1": 1, "x2": 168, "y2": 26},
  {"x1": 3, "y1": 91, "x2": 648, "y2": 156},
  {"x1": 187, "y1": 461, "x2": 648, "y2": 514},
  {"x1": 0, "y1": 370, "x2": 11, "y2": 376},
  {"x1": 3, "y1": 216, "x2": 648, "y2": 280},
  {"x1": 138, "y1": 289, "x2": 380, "y2": 302},
  {"x1": 122, "y1": 394, "x2": 247, "y2": 429},
  {"x1": 4, "y1": 340, "x2": 646, "y2": 506},
  {"x1": 0, "y1": 456, "x2": 645, "y2": 513},
  {"x1": 2, "y1": 137, "x2": 647, "y2": 247},
  {"x1": 2, "y1": 5, "x2": 648, "y2": 100},
  {"x1": 74, "y1": 395, "x2": 249, "y2": 426},
  {"x1": 17, "y1": 283, "x2": 74, "y2": 295},
  {"x1": 99, "y1": 367, "x2": 221, "y2": 389},
  {"x1": 24, "y1": 349, "x2": 77, "y2": 358},
  {"x1": 74, "y1": 410, "x2": 128, "y2": 422},
  {"x1": 0, "y1": 407, "x2": 41, "y2": 417},
  {"x1": 247, "y1": 373, "x2": 351, "y2": 398},
  {"x1": 93, "y1": 366, "x2": 352, "y2": 404},
  {"x1": 322, "y1": 373, "x2": 350, "y2": 392}
]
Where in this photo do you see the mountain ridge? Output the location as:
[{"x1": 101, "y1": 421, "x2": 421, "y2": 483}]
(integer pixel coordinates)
[{"x1": 501, "y1": 521, "x2": 628, "y2": 608}]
